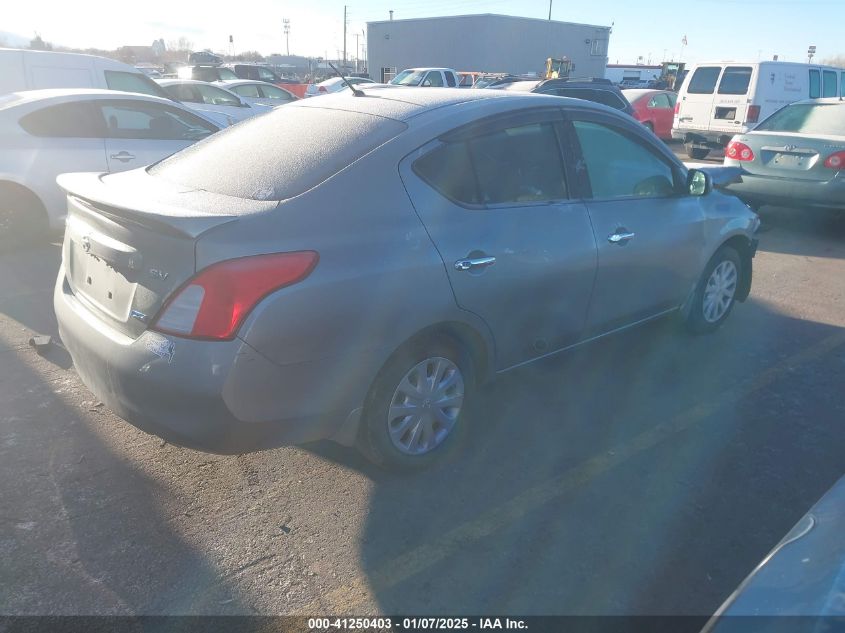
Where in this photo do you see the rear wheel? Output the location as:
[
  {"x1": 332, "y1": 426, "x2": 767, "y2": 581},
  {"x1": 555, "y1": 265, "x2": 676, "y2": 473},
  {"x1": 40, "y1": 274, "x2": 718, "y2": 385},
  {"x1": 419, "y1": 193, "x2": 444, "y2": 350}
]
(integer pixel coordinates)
[
  {"x1": 684, "y1": 246, "x2": 742, "y2": 334},
  {"x1": 685, "y1": 145, "x2": 710, "y2": 160},
  {"x1": 358, "y1": 337, "x2": 474, "y2": 471},
  {"x1": 0, "y1": 185, "x2": 48, "y2": 252}
]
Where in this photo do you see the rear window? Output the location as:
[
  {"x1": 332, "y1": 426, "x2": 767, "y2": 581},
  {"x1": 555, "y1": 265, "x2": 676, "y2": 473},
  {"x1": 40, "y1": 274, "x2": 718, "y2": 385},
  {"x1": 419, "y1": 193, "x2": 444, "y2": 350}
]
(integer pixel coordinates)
[
  {"x1": 809, "y1": 70, "x2": 820, "y2": 99},
  {"x1": 149, "y1": 106, "x2": 406, "y2": 201},
  {"x1": 687, "y1": 67, "x2": 721, "y2": 95},
  {"x1": 823, "y1": 71, "x2": 837, "y2": 98},
  {"x1": 718, "y1": 67, "x2": 752, "y2": 95},
  {"x1": 104, "y1": 70, "x2": 170, "y2": 99},
  {"x1": 19, "y1": 101, "x2": 104, "y2": 137},
  {"x1": 755, "y1": 103, "x2": 845, "y2": 136}
]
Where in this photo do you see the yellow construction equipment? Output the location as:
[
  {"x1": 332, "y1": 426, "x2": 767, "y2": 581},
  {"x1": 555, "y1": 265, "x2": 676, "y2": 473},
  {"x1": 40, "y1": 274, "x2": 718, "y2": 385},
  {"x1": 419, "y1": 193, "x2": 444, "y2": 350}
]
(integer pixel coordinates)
[{"x1": 544, "y1": 57, "x2": 573, "y2": 80}]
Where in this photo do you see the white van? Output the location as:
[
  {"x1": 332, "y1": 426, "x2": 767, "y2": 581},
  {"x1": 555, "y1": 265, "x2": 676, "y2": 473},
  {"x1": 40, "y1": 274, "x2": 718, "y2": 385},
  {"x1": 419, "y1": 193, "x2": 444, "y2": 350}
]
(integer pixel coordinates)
[
  {"x1": 672, "y1": 61, "x2": 845, "y2": 159},
  {"x1": 0, "y1": 48, "x2": 171, "y2": 100}
]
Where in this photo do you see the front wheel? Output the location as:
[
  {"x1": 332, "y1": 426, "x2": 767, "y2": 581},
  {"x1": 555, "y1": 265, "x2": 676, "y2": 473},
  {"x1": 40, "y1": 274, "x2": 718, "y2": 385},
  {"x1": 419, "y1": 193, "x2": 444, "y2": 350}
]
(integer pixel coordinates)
[
  {"x1": 685, "y1": 145, "x2": 710, "y2": 160},
  {"x1": 684, "y1": 246, "x2": 742, "y2": 334},
  {"x1": 358, "y1": 338, "x2": 474, "y2": 471}
]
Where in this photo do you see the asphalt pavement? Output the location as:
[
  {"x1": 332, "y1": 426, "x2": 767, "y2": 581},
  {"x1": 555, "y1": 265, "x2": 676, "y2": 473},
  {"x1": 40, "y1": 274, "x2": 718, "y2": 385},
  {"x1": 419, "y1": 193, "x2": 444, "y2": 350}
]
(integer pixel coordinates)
[{"x1": 1, "y1": 205, "x2": 844, "y2": 616}]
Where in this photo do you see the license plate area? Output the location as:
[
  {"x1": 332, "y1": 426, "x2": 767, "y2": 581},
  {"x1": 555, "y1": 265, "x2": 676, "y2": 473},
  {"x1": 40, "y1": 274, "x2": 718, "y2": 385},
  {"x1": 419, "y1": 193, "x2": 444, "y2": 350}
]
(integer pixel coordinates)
[
  {"x1": 767, "y1": 151, "x2": 817, "y2": 171},
  {"x1": 68, "y1": 239, "x2": 137, "y2": 322}
]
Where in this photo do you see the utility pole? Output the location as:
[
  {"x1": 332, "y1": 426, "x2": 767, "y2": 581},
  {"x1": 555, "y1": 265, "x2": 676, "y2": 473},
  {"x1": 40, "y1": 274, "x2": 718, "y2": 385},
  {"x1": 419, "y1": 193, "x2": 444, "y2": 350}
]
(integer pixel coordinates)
[
  {"x1": 343, "y1": 5, "x2": 347, "y2": 64},
  {"x1": 283, "y1": 18, "x2": 290, "y2": 56},
  {"x1": 548, "y1": 0, "x2": 552, "y2": 20},
  {"x1": 354, "y1": 33, "x2": 360, "y2": 72}
]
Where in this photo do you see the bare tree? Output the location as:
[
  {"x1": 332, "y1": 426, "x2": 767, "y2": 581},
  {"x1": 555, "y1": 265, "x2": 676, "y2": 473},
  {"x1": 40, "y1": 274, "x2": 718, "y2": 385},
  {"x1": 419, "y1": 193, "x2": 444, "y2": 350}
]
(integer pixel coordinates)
[
  {"x1": 822, "y1": 55, "x2": 845, "y2": 67},
  {"x1": 30, "y1": 33, "x2": 52, "y2": 51},
  {"x1": 167, "y1": 36, "x2": 193, "y2": 52}
]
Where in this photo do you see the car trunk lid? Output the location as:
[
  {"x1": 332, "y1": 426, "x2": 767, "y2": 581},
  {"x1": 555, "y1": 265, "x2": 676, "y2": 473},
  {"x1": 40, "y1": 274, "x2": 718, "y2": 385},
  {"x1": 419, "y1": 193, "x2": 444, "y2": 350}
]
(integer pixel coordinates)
[
  {"x1": 57, "y1": 170, "x2": 277, "y2": 339},
  {"x1": 741, "y1": 132, "x2": 845, "y2": 182}
]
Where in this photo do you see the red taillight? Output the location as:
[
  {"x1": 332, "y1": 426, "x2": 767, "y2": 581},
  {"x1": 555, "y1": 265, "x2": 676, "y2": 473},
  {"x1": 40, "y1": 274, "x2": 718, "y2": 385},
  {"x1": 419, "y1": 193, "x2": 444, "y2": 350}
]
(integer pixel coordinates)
[
  {"x1": 674, "y1": 102, "x2": 680, "y2": 115},
  {"x1": 824, "y1": 151, "x2": 845, "y2": 170},
  {"x1": 318, "y1": 86, "x2": 327, "y2": 93},
  {"x1": 746, "y1": 105, "x2": 761, "y2": 124},
  {"x1": 152, "y1": 252, "x2": 319, "y2": 340},
  {"x1": 726, "y1": 141, "x2": 755, "y2": 162}
]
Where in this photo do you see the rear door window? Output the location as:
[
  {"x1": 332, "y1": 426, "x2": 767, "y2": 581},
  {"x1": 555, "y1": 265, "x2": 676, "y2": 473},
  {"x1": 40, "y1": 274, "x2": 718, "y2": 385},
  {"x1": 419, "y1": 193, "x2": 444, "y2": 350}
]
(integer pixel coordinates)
[
  {"x1": 687, "y1": 67, "x2": 721, "y2": 94},
  {"x1": 413, "y1": 141, "x2": 478, "y2": 205},
  {"x1": 809, "y1": 70, "x2": 821, "y2": 98},
  {"x1": 648, "y1": 93, "x2": 672, "y2": 108},
  {"x1": 445, "y1": 72, "x2": 457, "y2": 87},
  {"x1": 104, "y1": 70, "x2": 170, "y2": 99},
  {"x1": 470, "y1": 122, "x2": 567, "y2": 204},
  {"x1": 164, "y1": 83, "x2": 201, "y2": 103},
  {"x1": 230, "y1": 83, "x2": 261, "y2": 98},
  {"x1": 259, "y1": 85, "x2": 295, "y2": 101},
  {"x1": 424, "y1": 72, "x2": 444, "y2": 87},
  {"x1": 257, "y1": 68, "x2": 277, "y2": 82},
  {"x1": 99, "y1": 100, "x2": 218, "y2": 140},
  {"x1": 19, "y1": 101, "x2": 105, "y2": 138},
  {"x1": 823, "y1": 71, "x2": 837, "y2": 97},
  {"x1": 717, "y1": 66, "x2": 752, "y2": 95},
  {"x1": 194, "y1": 84, "x2": 243, "y2": 107}
]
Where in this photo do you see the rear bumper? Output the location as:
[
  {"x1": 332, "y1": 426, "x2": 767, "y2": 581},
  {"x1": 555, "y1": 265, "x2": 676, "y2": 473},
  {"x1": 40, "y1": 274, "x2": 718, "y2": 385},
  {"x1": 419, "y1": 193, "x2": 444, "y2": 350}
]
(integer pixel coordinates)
[
  {"x1": 54, "y1": 266, "x2": 361, "y2": 454},
  {"x1": 722, "y1": 170, "x2": 845, "y2": 210}
]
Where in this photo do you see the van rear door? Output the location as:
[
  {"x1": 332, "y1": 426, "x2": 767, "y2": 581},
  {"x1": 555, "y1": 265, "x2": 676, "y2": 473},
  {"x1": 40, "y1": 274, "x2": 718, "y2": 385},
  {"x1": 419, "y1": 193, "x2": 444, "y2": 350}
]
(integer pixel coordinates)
[
  {"x1": 676, "y1": 65, "x2": 722, "y2": 133},
  {"x1": 710, "y1": 65, "x2": 755, "y2": 135}
]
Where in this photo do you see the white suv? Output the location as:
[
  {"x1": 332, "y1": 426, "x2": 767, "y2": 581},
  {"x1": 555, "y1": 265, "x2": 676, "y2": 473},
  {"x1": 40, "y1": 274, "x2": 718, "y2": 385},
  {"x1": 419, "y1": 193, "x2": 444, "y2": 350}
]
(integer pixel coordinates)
[{"x1": 389, "y1": 68, "x2": 458, "y2": 88}]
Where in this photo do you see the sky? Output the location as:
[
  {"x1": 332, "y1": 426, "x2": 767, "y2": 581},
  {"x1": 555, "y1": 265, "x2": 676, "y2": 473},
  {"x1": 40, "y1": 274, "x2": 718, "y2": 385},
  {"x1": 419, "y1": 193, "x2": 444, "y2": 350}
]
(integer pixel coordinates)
[{"x1": 3, "y1": 0, "x2": 844, "y2": 65}]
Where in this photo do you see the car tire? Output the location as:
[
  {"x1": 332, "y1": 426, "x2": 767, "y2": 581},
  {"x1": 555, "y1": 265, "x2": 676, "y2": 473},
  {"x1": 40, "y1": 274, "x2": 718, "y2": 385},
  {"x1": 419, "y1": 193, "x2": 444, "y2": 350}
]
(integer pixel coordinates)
[
  {"x1": 685, "y1": 145, "x2": 710, "y2": 160},
  {"x1": 0, "y1": 185, "x2": 48, "y2": 252},
  {"x1": 684, "y1": 245, "x2": 742, "y2": 334},
  {"x1": 357, "y1": 337, "x2": 475, "y2": 472}
]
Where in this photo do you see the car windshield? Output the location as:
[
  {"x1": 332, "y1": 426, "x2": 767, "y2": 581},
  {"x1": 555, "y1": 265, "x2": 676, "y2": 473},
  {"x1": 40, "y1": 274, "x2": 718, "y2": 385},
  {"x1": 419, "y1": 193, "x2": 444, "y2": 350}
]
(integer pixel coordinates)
[
  {"x1": 755, "y1": 103, "x2": 845, "y2": 136},
  {"x1": 390, "y1": 70, "x2": 426, "y2": 86}
]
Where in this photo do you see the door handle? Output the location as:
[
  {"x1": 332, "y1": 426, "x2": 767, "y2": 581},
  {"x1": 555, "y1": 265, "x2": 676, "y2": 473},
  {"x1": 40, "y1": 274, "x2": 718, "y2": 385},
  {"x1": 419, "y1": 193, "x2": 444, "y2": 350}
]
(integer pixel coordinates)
[
  {"x1": 109, "y1": 152, "x2": 136, "y2": 162},
  {"x1": 608, "y1": 231, "x2": 635, "y2": 245},
  {"x1": 454, "y1": 256, "x2": 496, "y2": 271}
]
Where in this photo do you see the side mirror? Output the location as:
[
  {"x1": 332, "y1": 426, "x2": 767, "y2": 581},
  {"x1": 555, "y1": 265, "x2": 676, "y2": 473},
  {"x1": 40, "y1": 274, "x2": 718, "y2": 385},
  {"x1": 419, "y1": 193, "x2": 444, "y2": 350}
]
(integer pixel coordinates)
[
  {"x1": 687, "y1": 169, "x2": 712, "y2": 196},
  {"x1": 422, "y1": 79, "x2": 432, "y2": 87}
]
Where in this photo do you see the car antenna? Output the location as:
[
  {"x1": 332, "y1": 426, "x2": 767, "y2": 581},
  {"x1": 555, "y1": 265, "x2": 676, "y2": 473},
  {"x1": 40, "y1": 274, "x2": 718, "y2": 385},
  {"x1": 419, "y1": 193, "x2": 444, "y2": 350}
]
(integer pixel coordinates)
[{"x1": 328, "y1": 62, "x2": 365, "y2": 97}]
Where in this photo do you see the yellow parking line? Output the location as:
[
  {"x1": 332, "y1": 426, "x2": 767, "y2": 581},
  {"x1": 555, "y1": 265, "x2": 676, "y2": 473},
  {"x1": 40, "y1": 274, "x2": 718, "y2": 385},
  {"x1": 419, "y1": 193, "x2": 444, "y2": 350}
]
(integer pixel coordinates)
[{"x1": 312, "y1": 329, "x2": 845, "y2": 614}]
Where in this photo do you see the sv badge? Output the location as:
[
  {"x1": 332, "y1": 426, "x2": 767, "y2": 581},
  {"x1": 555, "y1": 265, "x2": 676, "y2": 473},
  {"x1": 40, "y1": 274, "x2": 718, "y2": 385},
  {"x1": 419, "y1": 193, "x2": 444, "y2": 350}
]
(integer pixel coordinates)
[{"x1": 149, "y1": 268, "x2": 169, "y2": 280}]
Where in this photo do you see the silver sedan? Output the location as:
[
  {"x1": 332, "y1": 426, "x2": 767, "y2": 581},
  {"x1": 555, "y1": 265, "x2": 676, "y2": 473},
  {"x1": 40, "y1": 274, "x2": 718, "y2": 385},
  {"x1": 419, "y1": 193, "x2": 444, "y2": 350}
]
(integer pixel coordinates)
[
  {"x1": 54, "y1": 88, "x2": 759, "y2": 470},
  {"x1": 724, "y1": 98, "x2": 845, "y2": 213}
]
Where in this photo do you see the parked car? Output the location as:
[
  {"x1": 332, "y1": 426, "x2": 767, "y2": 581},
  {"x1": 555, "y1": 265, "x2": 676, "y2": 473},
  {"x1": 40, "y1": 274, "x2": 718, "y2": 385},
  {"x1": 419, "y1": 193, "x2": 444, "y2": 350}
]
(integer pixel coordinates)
[
  {"x1": 228, "y1": 64, "x2": 297, "y2": 85},
  {"x1": 673, "y1": 61, "x2": 845, "y2": 159},
  {"x1": 216, "y1": 80, "x2": 298, "y2": 106},
  {"x1": 722, "y1": 99, "x2": 845, "y2": 214},
  {"x1": 0, "y1": 89, "x2": 219, "y2": 247},
  {"x1": 0, "y1": 49, "x2": 170, "y2": 99},
  {"x1": 53, "y1": 88, "x2": 758, "y2": 471},
  {"x1": 623, "y1": 89, "x2": 678, "y2": 140},
  {"x1": 494, "y1": 78, "x2": 635, "y2": 117},
  {"x1": 179, "y1": 65, "x2": 239, "y2": 82},
  {"x1": 472, "y1": 74, "x2": 521, "y2": 89},
  {"x1": 188, "y1": 51, "x2": 223, "y2": 65},
  {"x1": 305, "y1": 76, "x2": 375, "y2": 97},
  {"x1": 389, "y1": 68, "x2": 459, "y2": 87},
  {"x1": 157, "y1": 79, "x2": 269, "y2": 126},
  {"x1": 702, "y1": 474, "x2": 845, "y2": 625}
]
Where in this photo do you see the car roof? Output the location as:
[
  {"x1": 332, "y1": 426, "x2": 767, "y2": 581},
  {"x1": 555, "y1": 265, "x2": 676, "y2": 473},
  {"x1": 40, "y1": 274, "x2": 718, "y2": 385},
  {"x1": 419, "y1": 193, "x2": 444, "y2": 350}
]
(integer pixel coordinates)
[
  {"x1": 157, "y1": 79, "x2": 225, "y2": 86},
  {"x1": 621, "y1": 89, "x2": 664, "y2": 101},
  {"x1": 0, "y1": 88, "x2": 173, "y2": 112},
  {"x1": 492, "y1": 80, "x2": 541, "y2": 92},
  {"x1": 790, "y1": 97, "x2": 845, "y2": 106},
  {"x1": 216, "y1": 79, "x2": 276, "y2": 87},
  {"x1": 294, "y1": 85, "x2": 614, "y2": 122}
]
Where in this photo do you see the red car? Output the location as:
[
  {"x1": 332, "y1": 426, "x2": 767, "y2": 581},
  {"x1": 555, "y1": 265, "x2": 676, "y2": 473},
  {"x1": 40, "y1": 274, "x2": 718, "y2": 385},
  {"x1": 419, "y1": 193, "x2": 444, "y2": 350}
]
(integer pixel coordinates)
[{"x1": 622, "y1": 89, "x2": 677, "y2": 140}]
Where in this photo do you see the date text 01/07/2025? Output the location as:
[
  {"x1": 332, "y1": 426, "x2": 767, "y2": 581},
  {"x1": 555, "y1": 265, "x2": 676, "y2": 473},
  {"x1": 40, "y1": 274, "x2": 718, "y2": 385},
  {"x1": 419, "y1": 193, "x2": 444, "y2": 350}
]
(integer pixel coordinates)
[{"x1": 307, "y1": 618, "x2": 528, "y2": 630}]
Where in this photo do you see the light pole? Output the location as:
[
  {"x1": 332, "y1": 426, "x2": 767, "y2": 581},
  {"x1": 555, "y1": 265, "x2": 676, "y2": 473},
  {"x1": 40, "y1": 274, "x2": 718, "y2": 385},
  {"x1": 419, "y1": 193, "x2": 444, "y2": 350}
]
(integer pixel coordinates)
[
  {"x1": 808, "y1": 45, "x2": 816, "y2": 63},
  {"x1": 283, "y1": 19, "x2": 290, "y2": 56}
]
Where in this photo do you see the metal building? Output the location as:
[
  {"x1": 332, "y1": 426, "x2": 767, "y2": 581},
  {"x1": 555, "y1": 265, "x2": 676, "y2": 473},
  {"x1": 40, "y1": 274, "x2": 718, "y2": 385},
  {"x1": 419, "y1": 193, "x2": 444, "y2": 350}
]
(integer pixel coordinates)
[{"x1": 366, "y1": 14, "x2": 611, "y2": 83}]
